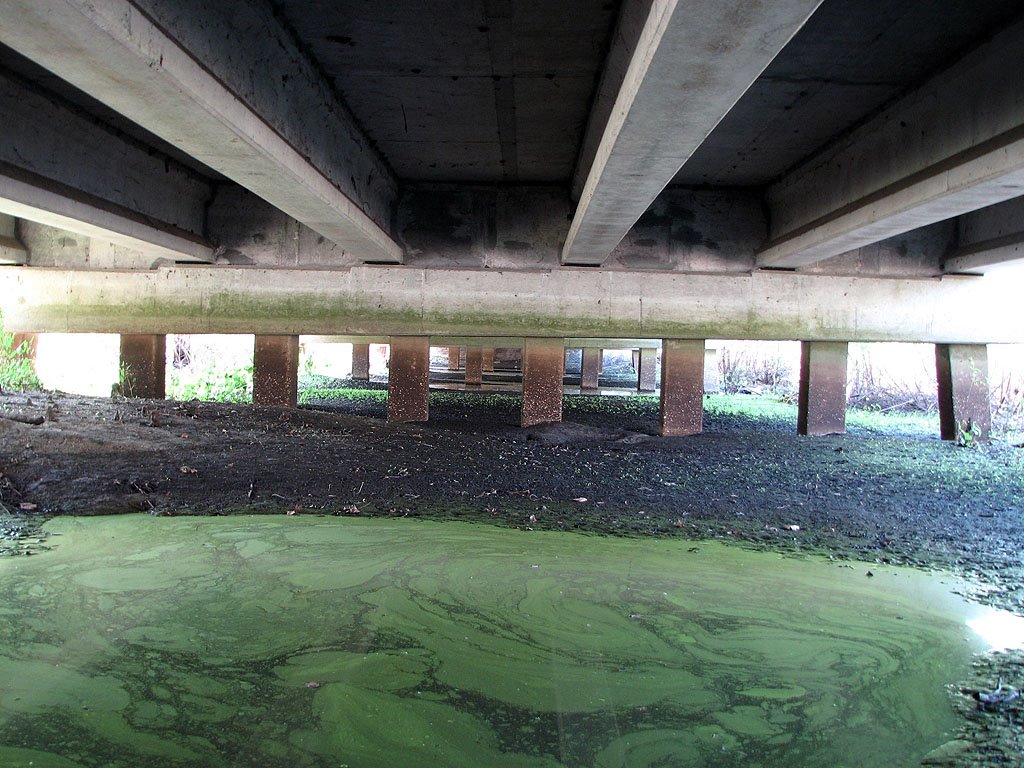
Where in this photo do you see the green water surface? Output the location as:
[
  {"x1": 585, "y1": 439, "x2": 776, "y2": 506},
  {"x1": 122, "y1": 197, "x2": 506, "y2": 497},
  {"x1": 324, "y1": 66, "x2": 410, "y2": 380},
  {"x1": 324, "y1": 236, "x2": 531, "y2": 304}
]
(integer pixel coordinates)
[{"x1": 0, "y1": 516, "x2": 986, "y2": 767}]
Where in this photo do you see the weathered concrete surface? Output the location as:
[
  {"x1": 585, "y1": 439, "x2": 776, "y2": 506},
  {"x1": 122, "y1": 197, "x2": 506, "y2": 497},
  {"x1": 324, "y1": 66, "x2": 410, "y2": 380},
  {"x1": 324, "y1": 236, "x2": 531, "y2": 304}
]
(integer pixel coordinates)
[
  {"x1": 351, "y1": 343, "x2": 370, "y2": 381},
  {"x1": 563, "y1": 0, "x2": 822, "y2": 265},
  {"x1": 522, "y1": 339, "x2": 565, "y2": 427},
  {"x1": 760, "y1": 17, "x2": 1024, "y2": 269},
  {"x1": 0, "y1": 68, "x2": 212, "y2": 262},
  {"x1": 1, "y1": 164, "x2": 213, "y2": 264},
  {"x1": 936, "y1": 343, "x2": 991, "y2": 441},
  {"x1": 659, "y1": 339, "x2": 704, "y2": 436},
  {"x1": 385, "y1": 184, "x2": 935, "y2": 277},
  {"x1": 482, "y1": 348, "x2": 495, "y2": 372},
  {"x1": 0, "y1": 0, "x2": 401, "y2": 264},
  {"x1": 387, "y1": 336, "x2": 430, "y2": 423},
  {"x1": 4, "y1": 266, "x2": 1022, "y2": 344},
  {"x1": 447, "y1": 347, "x2": 461, "y2": 372},
  {"x1": 946, "y1": 197, "x2": 1024, "y2": 274},
  {"x1": 253, "y1": 335, "x2": 298, "y2": 408},
  {"x1": 797, "y1": 341, "x2": 849, "y2": 436},
  {"x1": 464, "y1": 347, "x2": 483, "y2": 386},
  {"x1": 638, "y1": 347, "x2": 657, "y2": 392},
  {"x1": 0, "y1": 213, "x2": 26, "y2": 265},
  {"x1": 581, "y1": 347, "x2": 601, "y2": 389},
  {"x1": 119, "y1": 334, "x2": 165, "y2": 399}
]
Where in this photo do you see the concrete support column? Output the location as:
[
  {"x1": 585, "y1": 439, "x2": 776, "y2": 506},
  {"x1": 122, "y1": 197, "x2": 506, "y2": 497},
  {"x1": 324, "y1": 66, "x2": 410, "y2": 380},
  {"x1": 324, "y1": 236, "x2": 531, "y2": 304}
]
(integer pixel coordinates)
[
  {"x1": 522, "y1": 338, "x2": 565, "y2": 427},
  {"x1": 465, "y1": 346, "x2": 483, "y2": 386},
  {"x1": 936, "y1": 344, "x2": 990, "y2": 441},
  {"x1": 119, "y1": 334, "x2": 166, "y2": 399},
  {"x1": 797, "y1": 341, "x2": 849, "y2": 436},
  {"x1": 482, "y1": 348, "x2": 495, "y2": 372},
  {"x1": 351, "y1": 343, "x2": 370, "y2": 381},
  {"x1": 388, "y1": 336, "x2": 430, "y2": 423},
  {"x1": 447, "y1": 346, "x2": 461, "y2": 371},
  {"x1": 660, "y1": 339, "x2": 705, "y2": 436},
  {"x1": 638, "y1": 347, "x2": 657, "y2": 392},
  {"x1": 703, "y1": 346, "x2": 720, "y2": 393},
  {"x1": 253, "y1": 335, "x2": 299, "y2": 408},
  {"x1": 581, "y1": 347, "x2": 601, "y2": 389}
]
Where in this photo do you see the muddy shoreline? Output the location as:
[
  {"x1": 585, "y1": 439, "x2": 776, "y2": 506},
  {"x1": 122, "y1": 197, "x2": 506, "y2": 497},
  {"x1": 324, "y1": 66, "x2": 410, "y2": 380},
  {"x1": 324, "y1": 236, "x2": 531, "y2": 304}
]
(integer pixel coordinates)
[{"x1": 2, "y1": 387, "x2": 1022, "y2": 764}]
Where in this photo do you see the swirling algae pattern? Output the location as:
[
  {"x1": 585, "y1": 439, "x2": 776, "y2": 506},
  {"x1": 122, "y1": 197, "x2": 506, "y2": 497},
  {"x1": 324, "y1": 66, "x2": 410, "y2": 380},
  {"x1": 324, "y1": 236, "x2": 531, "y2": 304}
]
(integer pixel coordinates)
[{"x1": 0, "y1": 515, "x2": 979, "y2": 767}]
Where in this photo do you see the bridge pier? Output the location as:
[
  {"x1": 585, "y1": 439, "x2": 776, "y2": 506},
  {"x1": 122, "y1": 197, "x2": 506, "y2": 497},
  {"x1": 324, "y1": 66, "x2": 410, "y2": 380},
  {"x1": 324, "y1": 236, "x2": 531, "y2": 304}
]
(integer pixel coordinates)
[
  {"x1": 253, "y1": 335, "x2": 298, "y2": 408},
  {"x1": 797, "y1": 341, "x2": 849, "y2": 436},
  {"x1": 659, "y1": 339, "x2": 705, "y2": 436},
  {"x1": 522, "y1": 339, "x2": 564, "y2": 427},
  {"x1": 936, "y1": 344, "x2": 990, "y2": 441},
  {"x1": 119, "y1": 334, "x2": 165, "y2": 399},
  {"x1": 388, "y1": 336, "x2": 430, "y2": 423}
]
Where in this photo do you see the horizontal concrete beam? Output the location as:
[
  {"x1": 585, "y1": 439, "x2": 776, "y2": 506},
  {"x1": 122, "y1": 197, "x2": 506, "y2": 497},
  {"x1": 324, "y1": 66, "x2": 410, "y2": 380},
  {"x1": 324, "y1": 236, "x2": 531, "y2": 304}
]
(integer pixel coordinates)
[
  {"x1": 305, "y1": 336, "x2": 667, "y2": 350},
  {"x1": 563, "y1": 0, "x2": 821, "y2": 265},
  {"x1": 1, "y1": 266, "x2": 1019, "y2": 344},
  {"x1": 0, "y1": 214, "x2": 27, "y2": 265},
  {"x1": 759, "y1": 18, "x2": 1024, "y2": 269},
  {"x1": 946, "y1": 197, "x2": 1024, "y2": 274},
  {"x1": 0, "y1": 66, "x2": 213, "y2": 262},
  {"x1": 0, "y1": 163, "x2": 213, "y2": 263},
  {"x1": 0, "y1": 0, "x2": 402, "y2": 264}
]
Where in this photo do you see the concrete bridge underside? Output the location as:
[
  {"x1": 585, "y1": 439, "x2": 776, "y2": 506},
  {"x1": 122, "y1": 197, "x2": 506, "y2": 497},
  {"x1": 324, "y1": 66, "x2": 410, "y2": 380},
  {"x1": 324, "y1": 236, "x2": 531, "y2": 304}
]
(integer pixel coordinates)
[{"x1": 2, "y1": 0, "x2": 1023, "y2": 439}]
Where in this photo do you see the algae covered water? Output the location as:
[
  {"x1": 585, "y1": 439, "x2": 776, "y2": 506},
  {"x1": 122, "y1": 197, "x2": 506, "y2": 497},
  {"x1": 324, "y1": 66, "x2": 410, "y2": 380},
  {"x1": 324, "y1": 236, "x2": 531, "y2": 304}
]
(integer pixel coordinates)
[{"x1": 0, "y1": 516, "x2": 987, "y2": 767}]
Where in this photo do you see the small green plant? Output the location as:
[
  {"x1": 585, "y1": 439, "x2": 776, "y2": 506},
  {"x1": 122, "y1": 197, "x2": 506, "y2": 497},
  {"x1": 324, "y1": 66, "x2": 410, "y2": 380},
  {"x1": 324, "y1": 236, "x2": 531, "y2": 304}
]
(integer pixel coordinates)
[{"x1": 955, "y1": 418, "x2": 981, "y2": 449}]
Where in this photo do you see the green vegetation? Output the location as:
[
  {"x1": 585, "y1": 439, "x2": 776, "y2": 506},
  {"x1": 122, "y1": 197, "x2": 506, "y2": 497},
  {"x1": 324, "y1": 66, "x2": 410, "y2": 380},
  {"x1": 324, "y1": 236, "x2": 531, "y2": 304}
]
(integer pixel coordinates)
[
  {"x1": 0, "y1": 313, "x2": 42, "y2": 392},
  {"x1": 167, "y1": 362, "x2": 253, "y2": 403}
]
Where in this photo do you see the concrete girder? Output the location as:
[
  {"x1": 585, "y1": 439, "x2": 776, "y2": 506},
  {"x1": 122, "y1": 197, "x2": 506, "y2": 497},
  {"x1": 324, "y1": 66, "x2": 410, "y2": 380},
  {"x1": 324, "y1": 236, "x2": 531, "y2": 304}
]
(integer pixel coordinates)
[
  {"x1": 562, "y1": 0, "x2": 822, "y2": 266},
  {"x1": 945, "y1": 197, "x2": 1024, "y2": 275},
  {"x1": 758, "y1": 17, "x2": 1024, "y2": 270},
  {"x1": 0, "y1": 0, "x2": 402, "y2": 264},
  {"x1": 0, "y1": 214, "x2": 27, "y2": 265},
  {"x1": 2, "y1": 266, "x2": 1021, "y2": 345},
  {"x1": 0, "y1": 164, "x2": 213, "y2": 264},
  {"x1": 0, "y1": 68, "x2": 213, "y2": 263}
]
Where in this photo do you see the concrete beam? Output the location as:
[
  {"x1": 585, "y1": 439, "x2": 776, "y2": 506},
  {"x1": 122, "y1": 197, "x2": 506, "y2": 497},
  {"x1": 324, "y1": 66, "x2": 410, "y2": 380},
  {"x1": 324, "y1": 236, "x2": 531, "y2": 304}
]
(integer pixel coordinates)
[
  {"x1": 563, "y1": 0, "x2": 821, "y2": 265},
  {"x1": 253, "y1": 335, "x2": 299, "y2": 408},
  {"x1": 0, "y1": 67, "x2": 213, "y2": 263},
  {"x1": 3, "y1": 266, "x2": 1023, "y2": 344},
  {"x1": 0, "y1": 0, "x2": 401, "y2": 264},
  {"x1": 945, "y1": 197, "x2": 1024, "y2": 275},
  {"x1": 759, "y1": 18, "x2": 1024, "y2": 270},
  {"x1": 0, "y1": 163, "x2": 213, "y2": 264},
  {"x1": 0, "y1": 214, "x2": 27, "y2": 265}
]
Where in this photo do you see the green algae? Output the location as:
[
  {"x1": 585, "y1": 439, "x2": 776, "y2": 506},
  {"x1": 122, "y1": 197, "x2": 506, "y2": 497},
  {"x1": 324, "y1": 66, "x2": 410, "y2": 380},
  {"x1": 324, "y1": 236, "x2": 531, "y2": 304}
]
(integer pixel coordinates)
[{"x1": 0, "y1": 515, "x2": 992, "y2": 767}]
